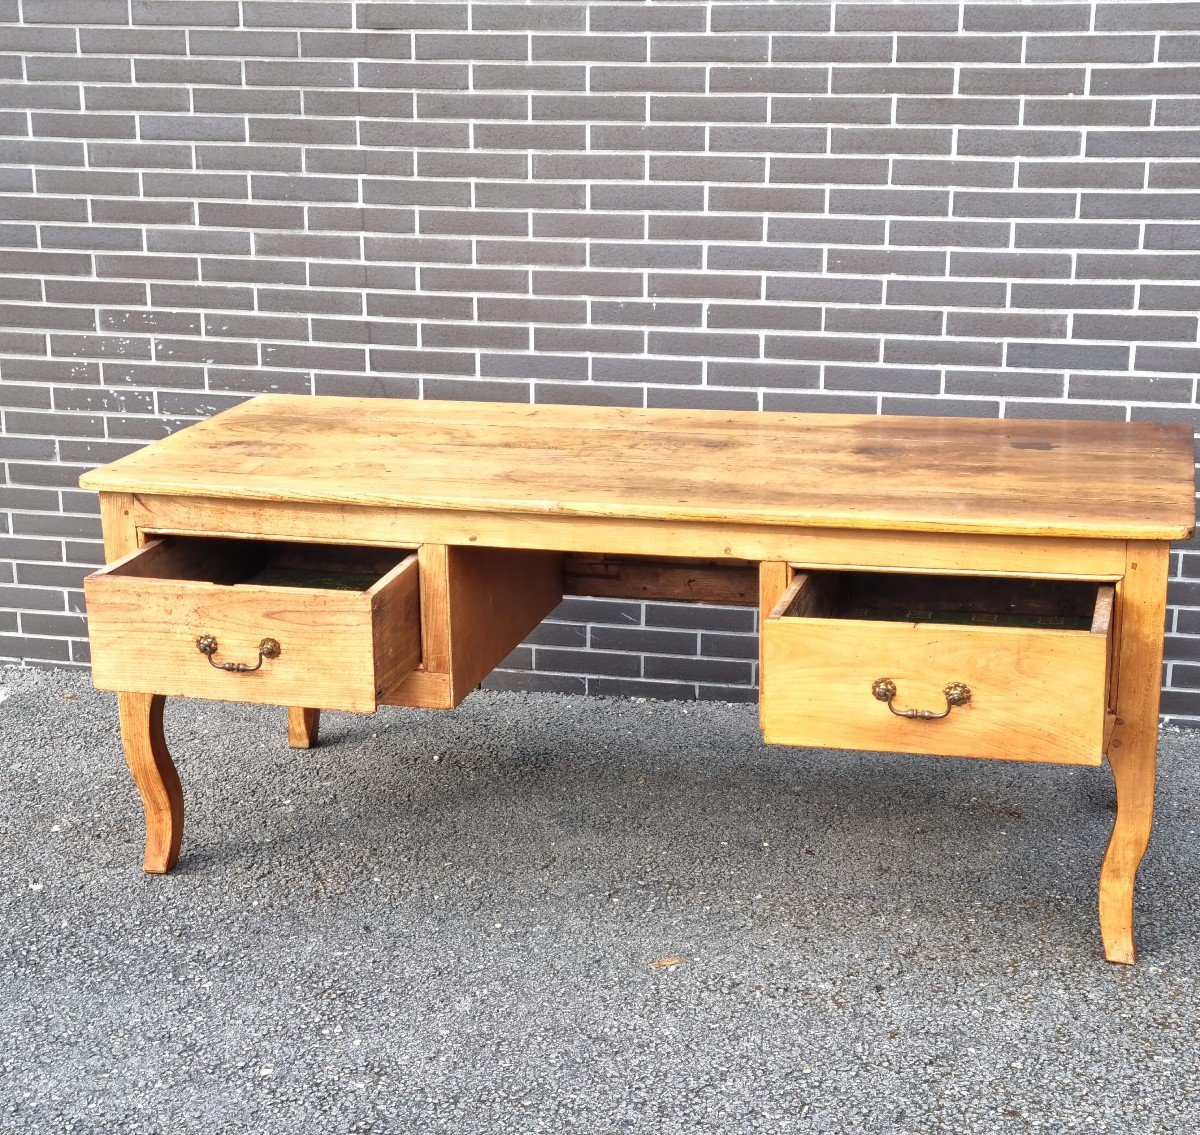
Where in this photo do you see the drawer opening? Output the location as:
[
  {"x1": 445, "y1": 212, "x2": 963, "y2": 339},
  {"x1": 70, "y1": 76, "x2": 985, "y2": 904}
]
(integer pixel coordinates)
[
  {"x1": 109, "y1": 536, "x2": 415, "y2": 593},
  {"x1": 774, "y1": 570, "x2": 1111, "y2": 635}
]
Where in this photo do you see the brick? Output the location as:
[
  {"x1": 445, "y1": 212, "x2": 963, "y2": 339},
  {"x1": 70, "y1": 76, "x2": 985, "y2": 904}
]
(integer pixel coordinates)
[
  {"x1": 830, "y1": 188, "x2": 949, "y2": 216},
  {"x1": 1019, "y1": 160, "x2": 1144, "y2": 190},
  {"x1": 417, "y1": 33, "x2": 527, "y2": 60},
  {"x1": 1070, "y1": 373, "x2": 1194, "y2": 403},
  {"x1": 1006, "y1": 342, "x2": 1131, "y2": 371},
  {"x1": 592, "y1": 301, "x2": 701, "y2": 329},
  {"x1": 892, "y1": 219, "x2": 1010, "y2": 248},
  {"x1": 945, "y1": 369, "x2": 1065, "y2": 399},
  {"x1": 767, "y1": 335, "x2": 878, "y2": 363},
  {"x1": 885, "y1": 337, "x2": 1003, "y2": 367},
  {"x1": 651, "y1": 35, "x2": 767, "y2": 64},
  {"x1": 1135, "y1": 346, "x2": 1200, "y2": 374},
  {"x1": 960, "y1": 128, "x2": 1081, "y2": 158},
  {"x1": 712, "y1": 5, "x2": 831, "y2": 33},
  {"x1": 1093, "y1": 66, "x2": 1200, "y2": 96},
  {"x1": 1089, "y1": 130, "x2": 1200, "y2": 158},
  {"x1": 770, "y1": 216, "x2": 885, "y2": 244},
  {"x1": 1148, "y1": 218, "x2": 1200, "y2": 249},
  {"x1": 708, "y1": 360, "x2": 819, "y2": 389},
  {"x1": 897, "y1": 36, "x2": 1022, "y2": 65},
  {"x1": 1155, "y1": 101, "x2": 1200, "y2": 127},
  {"x1": 591, "y1": 626, "x2": 696, "y2": 655},
  {"x1": 709, "y1": 126, "x2": 824, "y2": 154},
  {"x1": 1161, "y1": 35, "x2": 1200, "y2": 62},
  {"x1": 1076, "y1": 314, "x2": 1198, "y2": 343},
  {"x1": 708, "y1": 303, "x2": 820, "y2": 333},
  {"x1": 829, "y1": 248, "x2": 947, "y2": 276},
  {"x1": 709, "y1": 246, "x2": 823, "y2": 274},
  {"x1": 955, "y1": 191, "x2": 1076, "y2": 219},
  {"x1": 590, "y1": 7, "x2": 704, "y2": 34},
  {"x1": 951, "y1": 250, "x2": 1074, "y2": 279},
  {"x1": 1097, "y1": 4, "x2": 1200, "y2": 31},
  {"x1": 32, "y1": 112, "x2": 135, "y2": 140},
  {"x1": 25, "y1": 0, "x2": 130, "y2": 22},
  {"x1": 947, "y1": 311, "x2": 1068, "y2": 339},
  {"x1": 773, "y1": 35, "x2": 890, "y2": 63},
  {"x1": 647, "y1": 330, "x2": 759, "y2": 359},
  {"x1": 651, "y1": 95, "x2": 767, "y2": 123},
  {"x1": 881, "y1": 395, "x2": 1000, "y2": 418},
  {"x1": 1015, "y1": 221, "x2": 1139, "y2": 250},
  {"x1": 773, "y1": 96, "x2": 891, "y2": 124},
  {"x1": 1084, "y1": 191, "x2": 1200, "y2": 220},
  {"x1": 649, "y1": 272, "x2": 760, "y2": 300},
  {"x1": 836, "y1": 4, "x2": 959, "y2": 33},
  {"x1": 832, "y1": 127, "x2": 953, "y2": 155},
  {"x1": 647, "y1": 386, "x2": 757, "y2": 411},
  {"x1": 897, "y1": 97, "x2": 1020, "y2": 126},
  {"x1": 357, "y1": 4, "x2": 465, "y2": 31},
  {"x1": 1142, "y1": 284, "x2": 1200, "y2": 310},
  {"x1": 833, "y1": 66, "x2": 955, "y2": 95},
  {"x1": 966, "y1": 4, "x2": 1091, "y2": 32},
  {"x1": 474, "y1": 5, "x2": 584, "y2": 32},
  {"x1": 960, "y1": 67, "x2": 1085, "y2": 97},
  {"x1": 710, "y1": 65, "x2": 828, "y2": 94},
  {"x1": 825, "y1": 364, "x2": 940, "y2": 393},
  {"x1": 893, "y1": 157, "x2": 1015, "y2": 188},
  {"x1": 644, "y1": 656, "x2": 752, "y2": 685},
  {"x1": 301, "y1": 30, "x2": 411, "y2": 59},
  {"x1": 480, "y1": 64, "x2": 588, "y2": 91}
]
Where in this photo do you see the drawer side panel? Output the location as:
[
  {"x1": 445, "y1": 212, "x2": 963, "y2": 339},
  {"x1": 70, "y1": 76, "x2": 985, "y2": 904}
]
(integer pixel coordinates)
[{"x1": 370, "y1": 556, "x2": 422, "y2": 700}]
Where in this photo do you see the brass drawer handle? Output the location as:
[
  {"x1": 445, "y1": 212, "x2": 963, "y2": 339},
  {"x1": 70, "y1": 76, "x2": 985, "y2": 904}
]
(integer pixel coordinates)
[
  {"x1": 872, "y1": 678, "x2": 971, "y2": 720},
  {"x1": 196, "y1": 634, "x2": 281, "y2": 673}
]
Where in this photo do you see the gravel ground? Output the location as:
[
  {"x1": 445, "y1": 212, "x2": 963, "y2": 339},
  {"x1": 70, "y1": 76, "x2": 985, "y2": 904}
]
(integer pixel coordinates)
[{"x1": 2, "y1": 664, "x2": 1199, "y2": 1134}]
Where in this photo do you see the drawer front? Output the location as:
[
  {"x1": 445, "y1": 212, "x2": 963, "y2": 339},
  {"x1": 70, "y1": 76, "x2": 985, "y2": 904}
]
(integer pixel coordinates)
[
  {"x1": 761, "y1": 577, "x2": 1111, "y2": 766},
  {"x1": 86, "y1": 542, "x2": 420, "y2": 713}
]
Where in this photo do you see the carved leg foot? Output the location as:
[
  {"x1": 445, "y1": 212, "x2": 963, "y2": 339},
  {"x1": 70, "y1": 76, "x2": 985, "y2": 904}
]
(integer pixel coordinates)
[
  {"x1": 288, "y1": 707, "x2": 320, "y2": 749},
  {"x1": 118, "y1": 691, "x2": 183, "y2": 874}
]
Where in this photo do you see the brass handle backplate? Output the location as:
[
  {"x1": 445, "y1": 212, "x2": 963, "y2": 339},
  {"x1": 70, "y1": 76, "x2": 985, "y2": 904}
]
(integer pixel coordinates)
[
  {"x1": 871, "y1": 678, "x2": 971, "y2": 720},
  {"x1": 196, "y1": 634, "x2": 281, "y2": 673}
]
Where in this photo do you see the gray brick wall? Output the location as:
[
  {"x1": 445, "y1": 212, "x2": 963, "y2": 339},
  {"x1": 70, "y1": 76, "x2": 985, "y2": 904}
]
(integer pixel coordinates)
[{"x1": 2, "y1": 1, "x2": 1199, "y2": 719}]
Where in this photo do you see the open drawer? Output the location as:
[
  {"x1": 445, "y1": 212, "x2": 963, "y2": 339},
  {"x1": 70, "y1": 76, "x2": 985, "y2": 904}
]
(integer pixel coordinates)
[
  {"x1": 85, "y1": 538, "x2": 421, "y2": 713},
  {"x1": 761, "y1": 570, "x2": 1115, "y2": 765}
]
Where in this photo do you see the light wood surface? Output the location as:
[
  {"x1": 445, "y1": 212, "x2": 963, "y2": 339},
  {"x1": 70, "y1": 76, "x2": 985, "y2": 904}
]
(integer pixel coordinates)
[
  {"x1": 101, "y1": 493, "x2": 184, "y2": 871},
  {"x1": 79, "y1": 396, "x2": 1195, "y2": 541},
  {"x1": 761, "y1": 570, "x2": 1112, "y2": 765},
  {"x1": 444, "y1": 545, "x2": 564, "y2": 705},
  {"x1": 379, "y1": 543, "x2": 563, "y2": 709},
  {"x1": 111, "y1": 493, "x2": 1132, "y2": 579},
  {"x1": 287, "y1": 707, "x2": 320, "y2": 749},
  {"x1": 1100, "y1": 541, "x2": 1170, "y2": 964},
  {"x1": 117, "y1": 690, "x2": 181, "y2": 873},
  {"x1": 85, "y1": 540, "x2": 422, "y2": 712}
]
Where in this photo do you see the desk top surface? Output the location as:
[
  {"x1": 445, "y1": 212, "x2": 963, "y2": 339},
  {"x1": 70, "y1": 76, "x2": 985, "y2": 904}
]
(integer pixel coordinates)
[{"x1": 80, "y1": 395, "x2": 1196, "y2": 540}]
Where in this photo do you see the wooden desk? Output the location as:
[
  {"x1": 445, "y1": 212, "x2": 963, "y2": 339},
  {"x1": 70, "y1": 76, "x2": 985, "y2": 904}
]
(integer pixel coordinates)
[{"x1": 79, "y1": 396, "x2": 1196, "y2": 964}]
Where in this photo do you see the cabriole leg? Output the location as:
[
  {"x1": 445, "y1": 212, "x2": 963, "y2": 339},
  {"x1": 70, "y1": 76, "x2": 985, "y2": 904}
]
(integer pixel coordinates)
[
  {"x1": 1098, "y1": 543, "x2": 1169, "y2": 965},
  {"x1": 118, "y1": 691, "x2": 183, "y2": 874}
]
